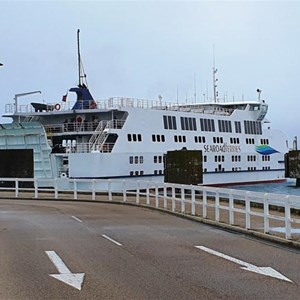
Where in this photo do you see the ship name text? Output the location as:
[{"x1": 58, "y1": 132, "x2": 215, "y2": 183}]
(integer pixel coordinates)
[{"x1": 204, "y1": 143, "x2": 241, "y2": 153}]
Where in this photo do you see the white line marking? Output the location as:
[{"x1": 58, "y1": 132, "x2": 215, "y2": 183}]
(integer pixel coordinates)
[
  {"x1": 72, "y1": 216, "x2": 83, "y2": 223},
  {"x1": 195, "y1": 246, "x2": 293, "y2": 283},
  {"x1": 102, "y1": 234, "x2": 122, "y2": 246},
  {"x1": 45, "y1": 250, "x2": 85, "y2": 290}
]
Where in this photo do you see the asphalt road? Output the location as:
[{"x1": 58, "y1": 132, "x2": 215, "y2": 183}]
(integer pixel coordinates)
[{"x1": 0, "y1": 199, "x2": 300, "y2": 300}]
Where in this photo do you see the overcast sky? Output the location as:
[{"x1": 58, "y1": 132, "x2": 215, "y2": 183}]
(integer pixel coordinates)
[{"x1": 0, "y1": 0, "x2": 299, "y2": 140}]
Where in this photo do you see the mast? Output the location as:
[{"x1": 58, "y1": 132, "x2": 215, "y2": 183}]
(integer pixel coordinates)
[
  {"x1": 212, "y1": 45, "x2": 218, "y2": 103},
  {"x1": 77, "y1": 29, "x2": 87, "y2": 87}
]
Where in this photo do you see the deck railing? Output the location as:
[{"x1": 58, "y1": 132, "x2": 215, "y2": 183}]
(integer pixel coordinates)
[
  {"x1": 0, "y1": 177, "x2": 299, "y2": 242},
  {"x1": 5, "y1": 97, "x2": 234, "y2": 116}
]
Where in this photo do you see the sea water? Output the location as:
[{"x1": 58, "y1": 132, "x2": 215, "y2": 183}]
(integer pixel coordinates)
[{"x1": 230, "y1": 178, "x2": 300, "y2": 196}]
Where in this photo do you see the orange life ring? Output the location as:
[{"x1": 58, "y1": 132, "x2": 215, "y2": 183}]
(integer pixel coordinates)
[
  {"x1": 90, "y1": 101, "x2": 97, "y2": 109},
  {"x1": 55, "y1": 103, "x2": 61, "y2": 110},
  {"x1": 76, "y1": 116, "x2": 83, "y2": 123}
]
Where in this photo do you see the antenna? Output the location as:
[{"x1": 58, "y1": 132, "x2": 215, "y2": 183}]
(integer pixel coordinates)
[
  {"x1": 212, "y1": 45, "x2": 218, "y2": 103},
  {"x1": 194, "y1": 73, "x2": 197, "y2": 103},
  {"x1": 77, "y1": 29, "x2": 88, "y2": 87}
]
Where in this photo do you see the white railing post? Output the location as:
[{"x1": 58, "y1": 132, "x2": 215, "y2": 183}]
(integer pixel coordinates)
[
  {"x1": 203, "y1": 190, "x2": 207, "y2": 218},
  {"x1": 155, "y1": 183, "x2": 159, "y2": 208},
  {"x1": 146, "y1": 183, "x2": 150, "y2": 206},
  {"x1": 215, "y1": 191, "x2": 220, "y2": 222},
  {"x1": 73, "y1": 179, "x2": 77, "y2": 200},
  {"x1": 263, "y1": 193, "x2": 269, "y2": 234},
  {"x1": 54, "y1": 178, "x2": 58, "y2": 199},
  {"x1": 92, "y1": 179, "x2": 96, "y2": 200},
  {"x1": 122, "y1": 180, "x2": 126, "y2": 202},
  {"x1": 15, "y1": 178, "x2": 19, "y2": 198},
  {"x1": 108, "y1": 179, "x2": 112, "y2": 201},
  {"x1": 285, "y1": 195, "x2": 292, "y2": 239},
  {"x1": 245, "y1": 191, "x2": 251, "y2": 229},
  {"x1": 229, "y1": 190, "x2": 234, "y2": 225},
  {"x1": 163, "y1": 185, "x2": 167, "y2": 209},
  {"x1": 136, "y1": 181, "x2": 140, "y2": 204},
  {"x1": 172, "y1": 184, "x2": 176, "y2": 212},
  {"x1": 34, "y1": 178, "x2": 38, "y2": 199},
  {"x1": 181, "y1": 187, "x2": 185, "y2": 213},
  {"x1": 191, "y1": 186, "x2": 196, "y2": 216}
]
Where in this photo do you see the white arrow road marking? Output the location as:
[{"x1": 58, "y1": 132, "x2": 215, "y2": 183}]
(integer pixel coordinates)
[
  {"x1": 195, "y1": 246, "x2": 293, "y2": 283},
  {"x1": 102, "y1": 234, "x2": 122, "y2": 246},
  {"x1": 45, "y1": 251, "x2": 85, "y2": 290}
]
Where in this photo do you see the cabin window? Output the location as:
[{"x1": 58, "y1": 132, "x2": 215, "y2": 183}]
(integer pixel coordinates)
[
  {"x1": 213, "y1": 137, "x2": 223, "y2": 144},
  {"x1": 200, "y1": 118, "x2": 215, "y2": 132},
  {"x1": 262, "y1": 155, "x2": 270, "y2": 161},
  {"x1": 246, "y1": 138, "x2": 255, "y2": 144},
  {"x1": 128, "y1": 133, "x2": 142, "y2": 142},
  {"x1": 247, "y1": 155, "x2": 256, "y2": 162},
  {"x1": 194, "y1": 136, "x2": 206, "y2": 143},
  {"x1": 180, "y1": 117, "x2": 197, "y2": 131},
  {"x1": 230, "y1": 137, "x2": 240, "y2": 144},
  {"x1": 231, "y1": 155, "x2": 241, "y2": 162},
  {"x1": 261, "y1": 139, "x2": 269, "y2": 145},
  {"x1": 174, "y1": 135, "x2": 186, "y2": 143},
  {"x1": 218, "y1": 120, "x2": 232, "y2": 133},
  {"x1": 163, "y1": 115, "x2": 177, "y2": 130},
  {"x1": 244, "y1": 120, "x2": 262, "y2": 135},
  {"x1": 235, "y1": 121, "x2": 242, "y2": 133}
]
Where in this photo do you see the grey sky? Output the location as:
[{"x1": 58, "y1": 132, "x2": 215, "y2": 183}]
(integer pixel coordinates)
[{"x1": 0, "y1": 0, "x2": 299, "y2": 140}]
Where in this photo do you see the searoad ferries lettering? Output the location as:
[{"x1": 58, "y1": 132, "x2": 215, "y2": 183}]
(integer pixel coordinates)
[{"x1": 204, "y1": 143, "x2": 241, "y2": 153}]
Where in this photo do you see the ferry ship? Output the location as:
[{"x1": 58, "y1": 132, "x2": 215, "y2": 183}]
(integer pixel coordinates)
[{"x1": 0, "y1": 31, "x2": 288, "y2": 189}]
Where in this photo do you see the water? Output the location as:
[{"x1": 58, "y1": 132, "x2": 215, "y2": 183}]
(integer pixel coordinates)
[{"x1": 230, "y1": 178, "x2": 300, "y2": 196}]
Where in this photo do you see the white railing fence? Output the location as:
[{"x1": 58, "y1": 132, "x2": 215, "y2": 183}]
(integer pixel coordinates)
[{"x1": 0, "y1": 177, "x2": 300, "y2": 241}]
